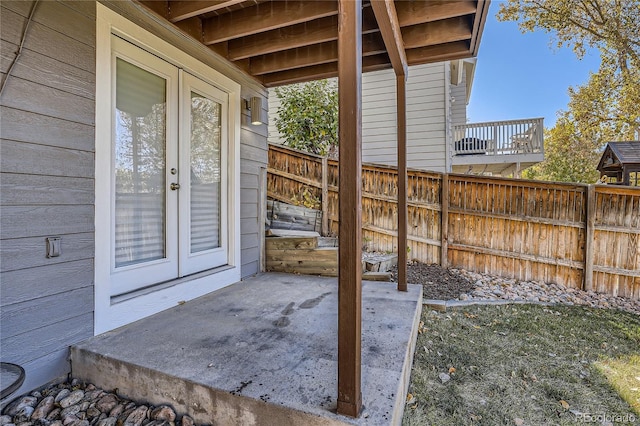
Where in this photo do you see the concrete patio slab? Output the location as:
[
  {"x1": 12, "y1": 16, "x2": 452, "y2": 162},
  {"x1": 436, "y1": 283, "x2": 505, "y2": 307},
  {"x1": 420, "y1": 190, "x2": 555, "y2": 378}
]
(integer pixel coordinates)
[{"x1": 71, "y1": 273, "x2": 422, "y2": 426}]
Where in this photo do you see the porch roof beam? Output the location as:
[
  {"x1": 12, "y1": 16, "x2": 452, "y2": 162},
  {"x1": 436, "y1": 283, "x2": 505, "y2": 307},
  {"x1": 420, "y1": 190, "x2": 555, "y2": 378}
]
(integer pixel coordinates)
[
  {"x1": 259, "y1": 54, "x2": 389, "y2": 87},
  {"x1": 470, "y1": 0, "x2": 490, "y2": 53},
  {"x1": 406, "y1": 40, "x2": 472, "y2": 65},
  {"x1": 225, "y1": 8, "x2": 379, "y2": 61},
  {"x1": 168, "y1": 0, "x2": 246, "y2": 23},
  {"x1": 250, "y1": 33, "x2": 386, "y2": 76},
  {"x1": 402, "y1": 16, "x2": 472, "y2": 50},
  {"x1": 395, "y1": 0, "x2": 477, "y2": 27},
  {"x1": 202, "y1": 1, "x2": 338, "y2": 45},
  {"x1": 370, "y1": 0, "x2": 407, "y2": 77}
]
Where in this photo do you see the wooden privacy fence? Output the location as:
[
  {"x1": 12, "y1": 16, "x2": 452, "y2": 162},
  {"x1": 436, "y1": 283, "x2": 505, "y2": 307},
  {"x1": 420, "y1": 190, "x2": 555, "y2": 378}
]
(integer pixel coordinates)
[{"x1": 267, "y1": 144, "x2": 640, "y2": 300}]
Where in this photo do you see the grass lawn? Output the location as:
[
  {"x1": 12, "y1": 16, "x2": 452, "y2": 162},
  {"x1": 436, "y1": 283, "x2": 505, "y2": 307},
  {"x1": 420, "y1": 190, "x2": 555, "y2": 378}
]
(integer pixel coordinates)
[{"x1": 403, "y1": 304, "x2": 639, "y2": 425}]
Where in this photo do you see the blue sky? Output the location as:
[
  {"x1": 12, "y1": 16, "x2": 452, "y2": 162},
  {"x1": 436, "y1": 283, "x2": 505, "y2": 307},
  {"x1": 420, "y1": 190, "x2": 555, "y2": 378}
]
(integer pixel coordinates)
[{"x1": 467, "y1": 1, "x2": 601, "y2": 129}]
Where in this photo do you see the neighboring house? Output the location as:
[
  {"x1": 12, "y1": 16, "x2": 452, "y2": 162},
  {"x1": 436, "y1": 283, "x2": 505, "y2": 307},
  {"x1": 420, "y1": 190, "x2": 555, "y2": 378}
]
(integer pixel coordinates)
[
  {"x1": 0, "y1": 0, "x2": 487, "y2": 401},
  {"x1": 597, "y1": 141, "x2": 640, "y2": 186},
  {"x1": 268, "y1": 59, "x2": 544, "y2": 176}
]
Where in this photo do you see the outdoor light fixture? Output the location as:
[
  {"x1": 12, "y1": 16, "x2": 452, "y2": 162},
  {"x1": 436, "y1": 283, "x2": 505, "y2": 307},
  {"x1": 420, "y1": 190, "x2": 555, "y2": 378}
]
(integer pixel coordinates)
[{"x1": 246, "y1": 96, "x2": 264, "y2": 126}]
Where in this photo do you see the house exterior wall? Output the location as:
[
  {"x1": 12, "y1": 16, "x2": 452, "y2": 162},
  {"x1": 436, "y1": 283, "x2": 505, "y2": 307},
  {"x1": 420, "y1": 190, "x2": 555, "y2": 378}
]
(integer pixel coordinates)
[
  {"x1": 1, "y1": 0, "x2": 97, "y2": 397},
  {"x1": 0, "y1": 0, "x2": 266, "y2": 395},
  {"x1": 267, "y1": 63, "x2": 449, "y2": 172},
  {"x1": 450, "y1": 70, "x2": 467, "y2": 127},
  {"x1": 361, "y1": 63, "x2": 449, "y2": 172}
]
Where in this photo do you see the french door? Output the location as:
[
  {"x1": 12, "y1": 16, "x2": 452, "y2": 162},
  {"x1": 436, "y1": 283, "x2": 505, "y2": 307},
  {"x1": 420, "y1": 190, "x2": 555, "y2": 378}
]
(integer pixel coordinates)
[{"x1": 110, "y1": 36, "x2": 228, "y2": 296}]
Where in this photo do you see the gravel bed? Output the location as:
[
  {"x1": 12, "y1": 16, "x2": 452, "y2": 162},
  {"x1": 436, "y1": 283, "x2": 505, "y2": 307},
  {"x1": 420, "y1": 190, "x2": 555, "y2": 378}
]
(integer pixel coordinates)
[{"x1": 390, "y1": 261, "x2": 640, "y2": 316}]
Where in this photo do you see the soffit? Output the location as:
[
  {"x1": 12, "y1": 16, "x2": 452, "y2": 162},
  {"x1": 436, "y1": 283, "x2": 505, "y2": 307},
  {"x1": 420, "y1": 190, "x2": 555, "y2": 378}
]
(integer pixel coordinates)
[{"x1": 139, "y1": 0, "x2": 489, "y2": 87}]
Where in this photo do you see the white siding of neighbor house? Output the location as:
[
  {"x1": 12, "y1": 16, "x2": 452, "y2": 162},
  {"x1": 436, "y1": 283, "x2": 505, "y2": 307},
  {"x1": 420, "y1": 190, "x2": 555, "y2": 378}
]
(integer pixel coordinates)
[
  {"x1": 267, "y1": 92, "x2": 285, "y2": 146},
  {"x1": 361, "y1": 63, "x2": 449, "y2": 172},
  {"x1": 267, "y1": 63, "x2": 450, "y2": 172},
  {"x1": 0, "y1": 0, "x2": 267, "y2": 397},
  {"x1": 451, "y1": 70, "x2": 468, "y2": 127}
]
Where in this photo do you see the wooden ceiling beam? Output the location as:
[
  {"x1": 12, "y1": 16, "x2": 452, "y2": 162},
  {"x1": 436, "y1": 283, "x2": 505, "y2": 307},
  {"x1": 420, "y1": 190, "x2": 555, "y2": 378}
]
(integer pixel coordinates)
[
  {"x1": 370, "y1": 0, "x2": 407, "y2": 77},
  {"x1": 260, "y1": 54, "x2": 390, "y2": 87},
  {"x1": 174, "y1": 16, "x2": 204, "y2": 41},
  {"x1": 168, "y1": 0, "x2": 246, "y2": 22},
  {"x1": 402, "y1": 16, "x2": 472, "y2": 50},
  {"x1": 139, "y1": 1, "x2": 169, "y2": 19},
  {"x1": 405, "y1": 40, "x2": 472, "y2": 65},
  {"x1": 226, "y1": 7, "x2": 379, "y2": 61},
  {"x1": 202, "y1": 1, "x2": 338, "y2": 45},
  {"x1": 249, "y1": 33, "x2": 385, "y2": 76},
  {"x1": 395, "y1": 0, "x2": 477, "y2": 27},
  {"x1": 229, "y1": 16, "x2": 339, "y2": 61},
  {"x1": 470, "y1": 0, "x2": 490, "y2": 54}
]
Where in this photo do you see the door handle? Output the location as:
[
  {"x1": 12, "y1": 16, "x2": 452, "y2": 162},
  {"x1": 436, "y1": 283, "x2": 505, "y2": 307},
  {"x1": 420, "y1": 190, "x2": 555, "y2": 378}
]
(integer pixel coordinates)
[{"x1": 170, "y1": 182, "x2": 180, "y2": 190}]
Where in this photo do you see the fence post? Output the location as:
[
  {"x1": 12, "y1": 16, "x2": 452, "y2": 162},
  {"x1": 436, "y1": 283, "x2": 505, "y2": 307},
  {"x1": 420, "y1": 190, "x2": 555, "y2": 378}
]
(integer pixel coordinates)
[
  {"x1": 440, "y1": 173, "x2": 449, "y2": 268},
  {"x1": 583, "y1": 184, "x2": 596, "y2": 291},
  {"x1": 321, "y1": 157, "x2": 329, "y2": 236}
]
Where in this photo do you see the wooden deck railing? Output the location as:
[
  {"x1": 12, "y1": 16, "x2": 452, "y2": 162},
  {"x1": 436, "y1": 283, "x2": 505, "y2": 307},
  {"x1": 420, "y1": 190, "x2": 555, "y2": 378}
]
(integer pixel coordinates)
[
  {"x1": 267, "y1": 143, "x2": 640, "y2": 300},
  {"x1": 452, "y1": 117, "x2": 544, "y2": 156}
]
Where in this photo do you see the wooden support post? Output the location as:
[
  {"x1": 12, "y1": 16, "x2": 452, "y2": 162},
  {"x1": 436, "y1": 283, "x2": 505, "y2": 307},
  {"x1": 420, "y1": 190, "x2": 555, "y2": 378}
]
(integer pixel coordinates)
[
  {"x1": 397, "y1": 75, "x2": 407, "y2": 291},
  {"x1": 440, "y1": 173, "x2": 449, "y2": 268},
  {"x1": 337, "y1": 0, "x2": 362, "y2": 418},
  {"x1": 321, "y1": 156, "x2": 329, "y2": 236},
  {"x1": 583, "y1": 185, "x2": 596, "y2": 291}
]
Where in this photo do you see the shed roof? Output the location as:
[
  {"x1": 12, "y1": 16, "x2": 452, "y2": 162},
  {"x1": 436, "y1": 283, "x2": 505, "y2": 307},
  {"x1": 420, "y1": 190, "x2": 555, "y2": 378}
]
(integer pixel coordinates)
[
  {"x1": 139, "y1": 0, "x2": 490, "y2": 87},
  {"x1": 607, "y1": 141, "x2": 640, "y2": 163},
  {"x1": 597, "y1": 141, "x2": 640, "y2": 171}
]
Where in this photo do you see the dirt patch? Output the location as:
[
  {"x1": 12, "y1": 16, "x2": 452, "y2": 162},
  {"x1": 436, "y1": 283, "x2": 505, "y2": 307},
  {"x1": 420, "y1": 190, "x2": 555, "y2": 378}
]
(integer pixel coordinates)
[{"x1": 389, "y1": 261, "x2": 474, "y2": 300}]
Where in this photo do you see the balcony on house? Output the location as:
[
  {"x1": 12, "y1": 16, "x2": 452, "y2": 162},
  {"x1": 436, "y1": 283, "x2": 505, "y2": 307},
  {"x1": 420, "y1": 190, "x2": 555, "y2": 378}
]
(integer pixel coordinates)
[{"x1": 452, "y1": 117, "x2": 544, "y2": 176}]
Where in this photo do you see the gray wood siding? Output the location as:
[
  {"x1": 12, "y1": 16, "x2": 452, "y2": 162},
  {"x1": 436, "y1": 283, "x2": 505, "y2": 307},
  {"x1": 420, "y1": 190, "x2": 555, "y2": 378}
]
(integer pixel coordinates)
[
  {"x1": 240, "y1": 96, "x2": 268, "y2": 278},
  {"x1": 1, "y1": 0, "x2": 267, "y2": 397},
  {"x1": 0, "y1": 0, "x2": 97, "y2": 396}
]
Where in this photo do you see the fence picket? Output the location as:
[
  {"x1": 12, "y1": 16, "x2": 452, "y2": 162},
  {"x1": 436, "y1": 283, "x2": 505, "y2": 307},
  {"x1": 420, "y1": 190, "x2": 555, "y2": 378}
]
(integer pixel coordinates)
[{"x1": 267, "y1": 144, "x2": 640, "y2": 300}]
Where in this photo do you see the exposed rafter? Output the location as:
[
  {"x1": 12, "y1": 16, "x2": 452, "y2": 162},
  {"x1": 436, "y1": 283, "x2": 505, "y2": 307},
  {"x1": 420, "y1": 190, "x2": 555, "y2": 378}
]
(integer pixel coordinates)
[
  {"x1": 370, "y1": 0, "x2": 407, "y2": 77},
  {"x1": 395, "y1": 0, "x2": 477, "y2": 27},
  {"x1": 260, "y1": 54, "x2": 390, "y2": 87},
  {"x1": 225, "y1": 8, "x2": 379, "y2": 61},
  {"x1": 138, "y1": 0, "x2": 489, "y2": 87},
  {"x1": 470, "y1": 0, "x2": 490, "y2": 54},
  {"x1": 402, "y1": 16, "x2": 472, "y2": 50},
  {"x1": 250, "y1": 33, "x2": 385, "y2": 76},
  {"x1": 202, "y1": 1, "x2": 338, "y2": 45},
  {"x1": 168, "y1": 0, "x2": 246, "y2": 22}
]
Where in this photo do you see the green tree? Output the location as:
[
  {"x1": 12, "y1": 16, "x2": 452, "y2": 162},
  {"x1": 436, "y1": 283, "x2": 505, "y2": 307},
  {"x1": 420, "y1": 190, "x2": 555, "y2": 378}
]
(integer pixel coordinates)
[
  {"x1": 274, "y1": 79, "x2": 338, "y2": 156},
  {"x1": 498, "y1": 0, "x2": 640, "y2": 183},
  {"x1": 523, "y1": 113, "x2": 601, "y2": 183}
]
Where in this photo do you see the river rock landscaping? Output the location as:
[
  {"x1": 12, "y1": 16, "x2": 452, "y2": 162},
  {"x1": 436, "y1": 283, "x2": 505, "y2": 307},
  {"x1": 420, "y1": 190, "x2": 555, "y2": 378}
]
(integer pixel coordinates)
[{"x1": 1, "y1": 380, "x2": 198, "y2": 426}]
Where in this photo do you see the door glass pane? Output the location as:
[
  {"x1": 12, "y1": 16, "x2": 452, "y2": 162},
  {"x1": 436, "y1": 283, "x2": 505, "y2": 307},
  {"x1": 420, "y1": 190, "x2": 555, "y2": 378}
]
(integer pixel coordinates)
[
  {"x1": 190, "y1": 92, "x2": 221, "y2": 253},
  {"x1": 114, "y1": 58, "x2": 167, "y2": 267}
]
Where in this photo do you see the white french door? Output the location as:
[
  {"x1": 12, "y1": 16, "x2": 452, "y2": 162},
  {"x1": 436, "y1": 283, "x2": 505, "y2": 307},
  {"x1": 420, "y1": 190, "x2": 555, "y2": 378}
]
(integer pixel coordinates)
[
  {"x1": 179, "y1": 73, "x2": 228, "y2": 275},
  {"x1": 110, "y1": 36, "x2": 228, "y2": 296}
]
